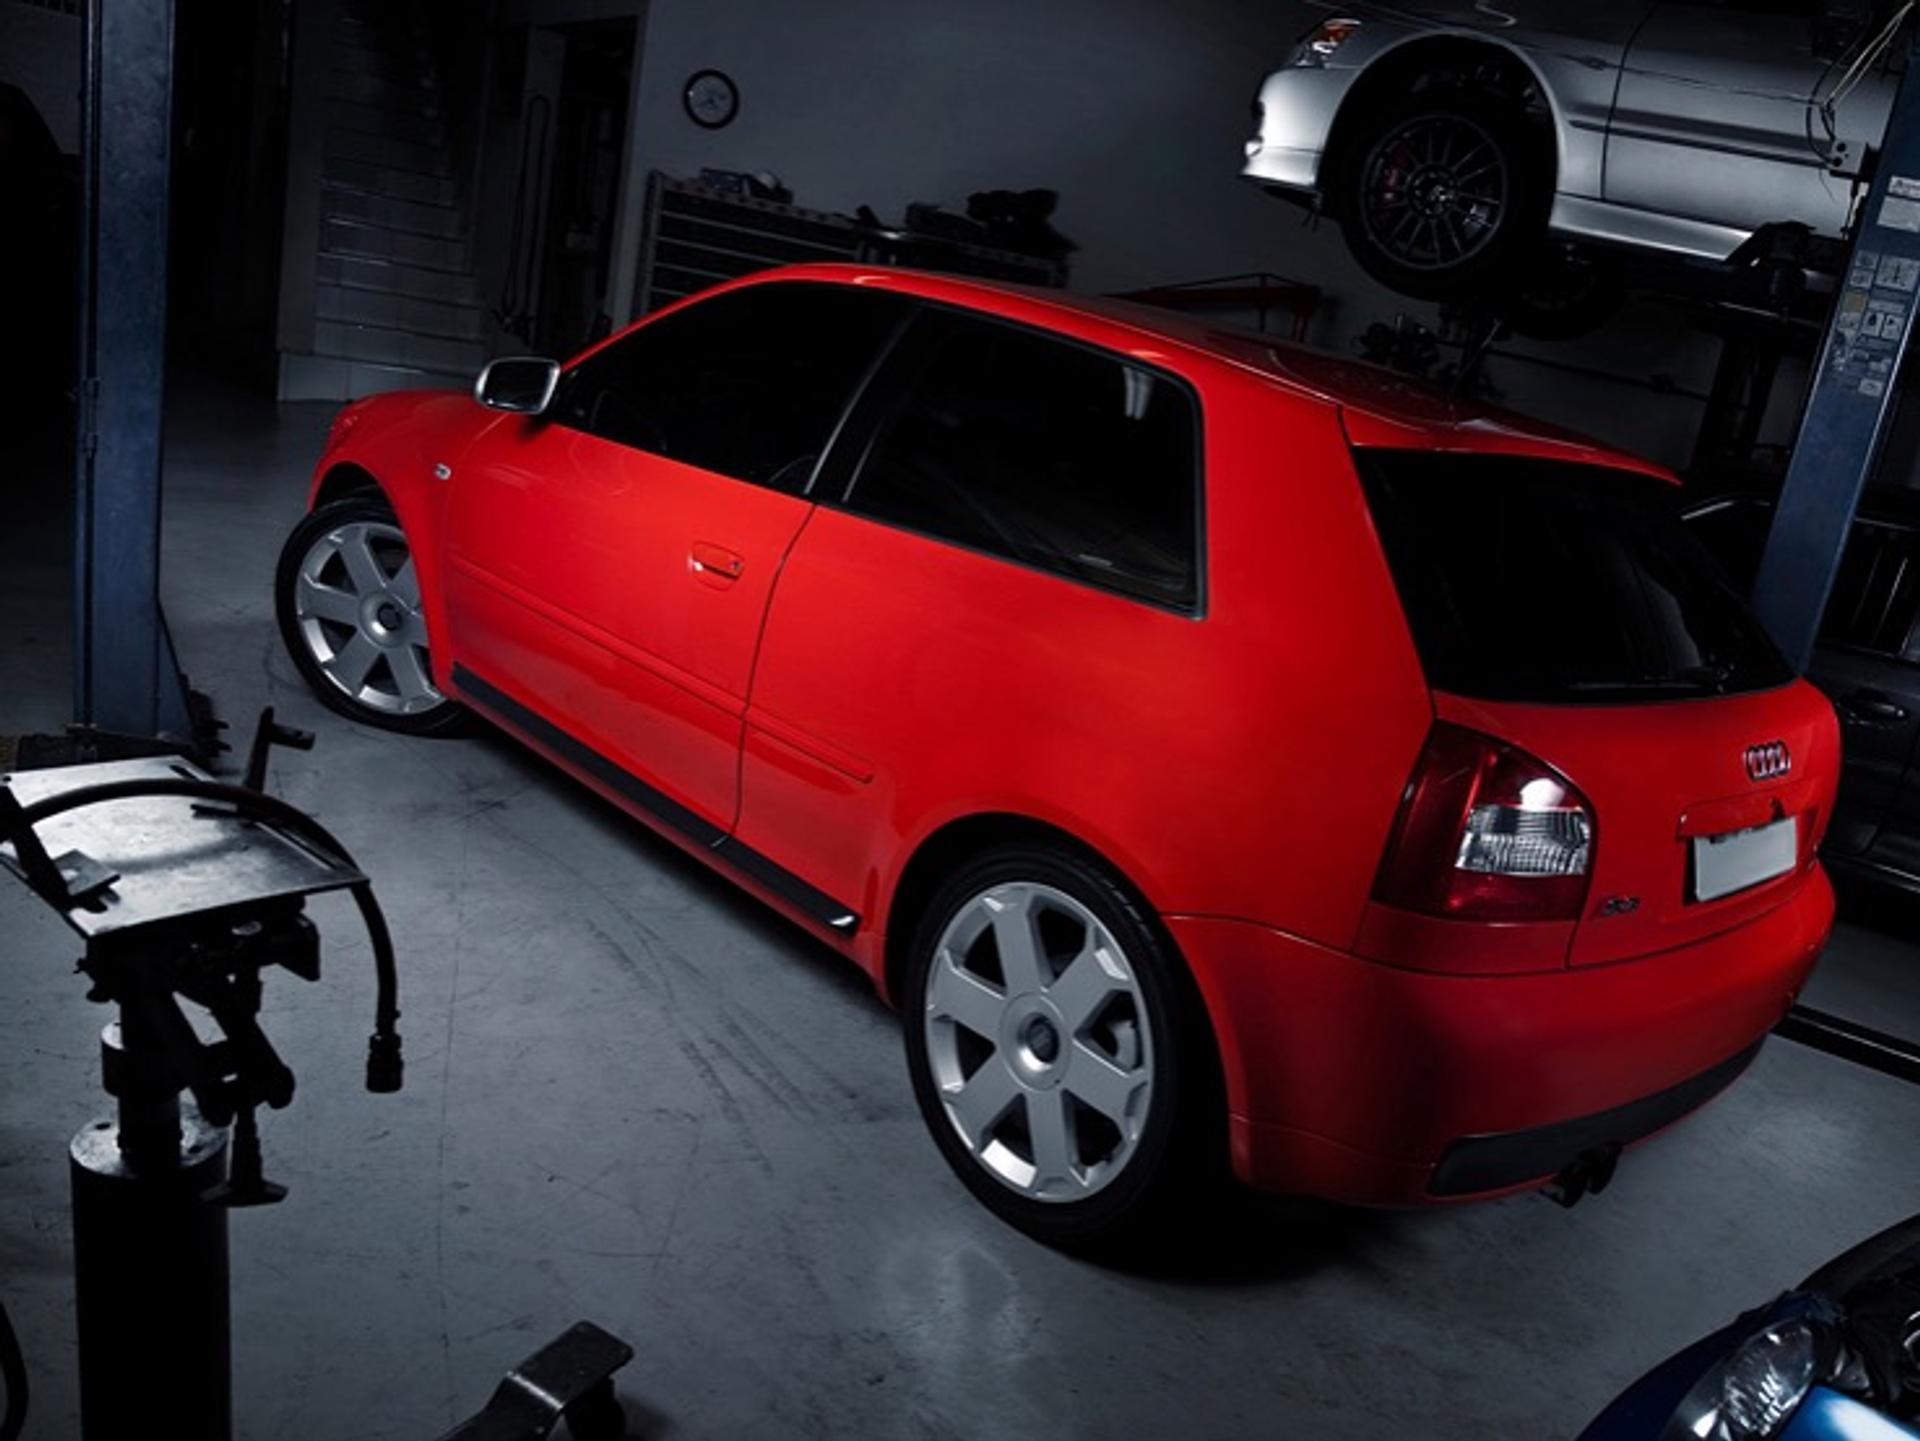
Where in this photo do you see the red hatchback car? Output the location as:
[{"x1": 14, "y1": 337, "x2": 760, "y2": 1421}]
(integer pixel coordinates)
[{"x1": 277, "y1": 264, "x2": 1838, "y2": 1248}]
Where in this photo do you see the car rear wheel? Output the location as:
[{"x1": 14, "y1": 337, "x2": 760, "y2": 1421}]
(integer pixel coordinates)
[
  {"x1": 1334, "y1": 88, "x2": 1550, "y2": 301},
  {"x1": 901, "y1": 843, "x2": 1222, "y2": 1252},
  {"x1": 275, "y1": 494, "x2": 468, "y2": 736}
]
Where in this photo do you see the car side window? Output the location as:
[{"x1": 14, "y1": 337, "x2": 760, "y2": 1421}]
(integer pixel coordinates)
[
  {"x1": 1821, "y1": 518, "x2": 1920, "y2": 658},
  {"x1": 550, "y1": 283, "x2": 907, "y2": 494},
  {"x1": 842, "y1": 313, "x2": 1202, "y2": 611}
]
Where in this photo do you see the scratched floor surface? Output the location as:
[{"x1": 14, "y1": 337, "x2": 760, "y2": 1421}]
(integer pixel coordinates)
[{"x1": 3, "y1": 377, "x2": 1919, "y2": 1439}]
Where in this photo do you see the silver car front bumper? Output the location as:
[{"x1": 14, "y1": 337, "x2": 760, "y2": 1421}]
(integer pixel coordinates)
[{"x1": 1239, "y1": 65, "x2": 1358, "y2": 194}]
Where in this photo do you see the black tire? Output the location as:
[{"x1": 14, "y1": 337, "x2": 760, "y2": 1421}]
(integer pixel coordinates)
[
  {"x1": 274, "y1": 493, "x2": 469, "y2": 736},
  {"x1": 901, "y1": 842, "x2": 1225, "y2": 1254},
  {"x1": 1332, "y1": 86, "x2": 1551, "y2": 301}
]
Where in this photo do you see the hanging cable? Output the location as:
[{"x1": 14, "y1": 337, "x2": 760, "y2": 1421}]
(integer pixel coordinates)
[{"x1": 1816, "y1": 3, "x2": 1915, "y2": 158}]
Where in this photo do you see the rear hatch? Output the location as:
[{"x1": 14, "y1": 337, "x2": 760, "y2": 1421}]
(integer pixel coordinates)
[{"x1": 1357, "y1": 450, "x2": 1841, "y2": 968}]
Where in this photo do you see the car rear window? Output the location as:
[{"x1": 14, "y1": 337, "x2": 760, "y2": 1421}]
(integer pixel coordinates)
[{"x1": 1356, "y1": 452, "x2": 1794, "y2": 703}]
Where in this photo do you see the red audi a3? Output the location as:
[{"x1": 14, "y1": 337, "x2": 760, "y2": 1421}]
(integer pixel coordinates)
[{"x1": 277, "y1": 264, "x2": 1838, "y2": 1248}]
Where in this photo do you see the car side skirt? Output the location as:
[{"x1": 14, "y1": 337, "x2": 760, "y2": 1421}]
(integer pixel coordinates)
[
  {"x1": 1548, "y1": 194, "x2": 1752, "y2": 263},
  {"x1": 451, "y1": 662, "x2": 863, "y2": 936}
]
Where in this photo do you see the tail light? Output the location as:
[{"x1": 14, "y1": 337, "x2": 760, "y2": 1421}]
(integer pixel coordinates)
[{"x1": 1372, "y1": 723, "x2": 1595, "y2": 922}]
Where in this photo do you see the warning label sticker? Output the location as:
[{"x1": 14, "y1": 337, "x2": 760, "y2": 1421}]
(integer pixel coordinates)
[
  {"x1": 1880, "y1": 196, "x2": 1920, "y2": 232},
  {"x1": 1878, "y1": 254, "x2": 1920, "y2": 292},
  {"x1": 1890, "y1": 175, "x2": 1920, "y2": 199}
]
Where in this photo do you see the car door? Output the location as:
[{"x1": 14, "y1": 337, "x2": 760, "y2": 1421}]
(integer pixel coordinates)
[
  {"x1": 1607, "y1": 0, "x2": 1896, "y2": 240},
  {"x1": 443, "y1": 281, "x2": 910, "y2": 836},
  {"x1": 731, "y1": 306, "x2": 1207, "y2": 926},
  {"x1": 1812, "y1": 513, "x2": 1920, "y2": 864}
]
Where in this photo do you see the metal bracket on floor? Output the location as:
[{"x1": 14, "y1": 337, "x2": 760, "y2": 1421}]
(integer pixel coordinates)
[
  {"x1": 436, "y1": 1322, "x2": 635, "y2": 1441},
  {"x1": 1774, "y1": 1004, "x2": 1920, "y2": 1086}
]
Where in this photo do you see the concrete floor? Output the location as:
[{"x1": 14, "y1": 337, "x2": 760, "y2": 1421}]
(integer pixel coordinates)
[{"x1": 3, "y1": 377, "x2": 1920, "y2": 1439}]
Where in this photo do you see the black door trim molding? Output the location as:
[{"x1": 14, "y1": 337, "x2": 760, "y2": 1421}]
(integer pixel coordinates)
[{"x1": 451, "y1": 662, "x2": 861, "y2": 935}]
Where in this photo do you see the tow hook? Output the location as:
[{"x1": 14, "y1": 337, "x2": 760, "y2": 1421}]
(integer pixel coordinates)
[{"x1": 1543, "y1": 1143, "x2": 1622, "y2": 1208}]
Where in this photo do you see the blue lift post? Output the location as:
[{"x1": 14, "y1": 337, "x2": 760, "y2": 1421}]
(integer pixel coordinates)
[
  {"x1": 71, "y1": 0, "x2": 197, "y2": 748},
  {"x1": 1755, "y1": 27, "x2": 1920, "y2": 1090},
  {"x1": 1753, "y1": 27, "x2": 1920, "y2": 671}
]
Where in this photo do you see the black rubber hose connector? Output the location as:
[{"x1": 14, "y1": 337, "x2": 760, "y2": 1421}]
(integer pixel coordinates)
[{"x1": 365, "y1": 1032, "x2": 405, "y2": 1094}]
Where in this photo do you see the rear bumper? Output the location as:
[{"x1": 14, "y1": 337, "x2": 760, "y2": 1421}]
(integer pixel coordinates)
[
  {"x1": 1427, "y1": 1040, "x2": 1760, "y2": 1196},
  {"x1": 1167, "y1": 864, "x2": 1833, "y2": 1205}
]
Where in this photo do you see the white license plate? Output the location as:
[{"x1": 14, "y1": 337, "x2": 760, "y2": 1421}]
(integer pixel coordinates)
[{"x1": 1692, "y1": 816, "x2": 1798, "y2": 902}]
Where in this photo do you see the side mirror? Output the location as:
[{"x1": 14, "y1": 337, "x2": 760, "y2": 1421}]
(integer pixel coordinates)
[{"x1": 474, "y1": 356, "x2": 560, "y2": 415}]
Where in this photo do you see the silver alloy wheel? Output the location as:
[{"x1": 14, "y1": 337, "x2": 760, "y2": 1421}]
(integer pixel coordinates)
[
  {"x1": 292, "y1": 520, "x2": 443, "y2": 715},
  {"x1": 923, "y1": 881, "x2": 1154, "y2": 1202}
]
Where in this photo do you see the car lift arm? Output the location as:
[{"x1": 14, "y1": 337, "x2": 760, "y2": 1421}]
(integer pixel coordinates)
[{"x1": 1753, "y1": 26, "x2": 1920, "y2": 670}]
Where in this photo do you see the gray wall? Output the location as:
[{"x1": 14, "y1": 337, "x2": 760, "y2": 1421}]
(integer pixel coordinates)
[
  {"x1": 0, "y1": 0, "x2": 81, "y2": 152},
  {"x1": 601, "y1": 0, "x2": 1753, "y2": 475},
  {"x1": 610, "y1": 0, "x2": 1307, "y2": 302}
]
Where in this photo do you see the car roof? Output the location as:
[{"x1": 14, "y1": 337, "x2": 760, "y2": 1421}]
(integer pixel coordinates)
[{"x1": 734, "y1": 263, "x2": 1676, "y2": 483}]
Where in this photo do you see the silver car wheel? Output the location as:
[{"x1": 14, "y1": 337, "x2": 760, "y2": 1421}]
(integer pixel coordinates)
[
  {"x1": 1360, "y1": 112, "x2": 1510, "y2": 272},
  {"x1": 923, "y1": 881, "x2": 1154, "y2": 1203},
  {"x1": 292, "y1": 520, "x2": 443, "y2": 716}
]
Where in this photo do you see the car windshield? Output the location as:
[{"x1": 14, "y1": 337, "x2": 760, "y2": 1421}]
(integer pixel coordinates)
[{"x1": 1356, "y1": 451, "x2": 1794, "y2": 704}]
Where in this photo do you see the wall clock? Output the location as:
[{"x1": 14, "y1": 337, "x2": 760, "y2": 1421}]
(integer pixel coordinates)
[{"x1": 683, "y1": 69, "x2": 739, "y2": 129}]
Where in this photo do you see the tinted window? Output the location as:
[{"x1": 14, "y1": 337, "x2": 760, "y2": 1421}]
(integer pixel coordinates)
[
  {"x1": 1683, "y1": 496, "x2": 1773, "y2": 594},
  {"x1": 1822, "y1": 518, "x2": 1920, "y2": 656},
  {"x1": 551, "y1": 283, "x2": 905, "y2": 493},
  {"x1": 1358, "y1": 453, "x2": 1793, "y2": 703},
  {"x1": 844, "y1": 313, "x2": 1200, "y2": 610}
]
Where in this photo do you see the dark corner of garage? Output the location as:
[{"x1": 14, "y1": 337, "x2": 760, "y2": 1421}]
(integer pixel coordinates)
[{"x1": 4, "y1": 0, "x2": 1920, "y2": 1436}]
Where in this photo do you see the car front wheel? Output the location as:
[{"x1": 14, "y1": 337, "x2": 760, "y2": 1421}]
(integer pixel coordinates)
[
  {"x1": 274, "y1": 493, "x2": 468, "y2": 736},
  {"x1": 1333, "y1": 87, "x2": 1550, "y2": 301},
  {"x1": 902, "y1": 843, "x2": 1222, "y2": 1252}
]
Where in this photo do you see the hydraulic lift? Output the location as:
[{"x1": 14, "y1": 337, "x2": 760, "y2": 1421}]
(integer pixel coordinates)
[
  {"x1": 1739, "y1": 23, "x2": 1920, "y2": 1091},
  {"x1": 1755, "y1": 18, "x2": 1920, "y2": 669},
  {"x1": 0, "y1": 713, "x2": 636, "y2": 1440},
  {"x1": 62, "y1": 0, "x2": 208, "y2": 765}
]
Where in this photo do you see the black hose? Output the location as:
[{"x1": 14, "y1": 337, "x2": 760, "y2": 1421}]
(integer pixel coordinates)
[
  {"x1": 0, "y1": 1289, "x2": 26, "y2": 1441},
  {"x1": 15, "y1": 777, "x2": 402, "y2": 1093}
]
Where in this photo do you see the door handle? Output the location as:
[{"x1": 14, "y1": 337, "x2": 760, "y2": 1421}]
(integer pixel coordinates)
[
  {"x1": 688, "y1": 542, "x2": 746, "y2": 586},
  {"x1": 1842, "y1": 689, "x2": 1909, "y2": 725}
]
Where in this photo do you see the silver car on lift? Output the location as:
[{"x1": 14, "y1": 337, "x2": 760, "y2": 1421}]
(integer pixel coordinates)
[{"x1": 1243, "y1": 2, "x2": 1909, "y2": 299}]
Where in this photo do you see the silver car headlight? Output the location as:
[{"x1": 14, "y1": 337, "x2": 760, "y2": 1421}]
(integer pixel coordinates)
[{"x1": 1288, "y1": 17, "x2": 1362, "y2": 67}]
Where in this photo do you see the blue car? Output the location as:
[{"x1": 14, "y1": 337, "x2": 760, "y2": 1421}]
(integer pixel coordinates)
[{"x1": 1581, "y1": 1217, "x2": 1920, "y2": 1441}]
